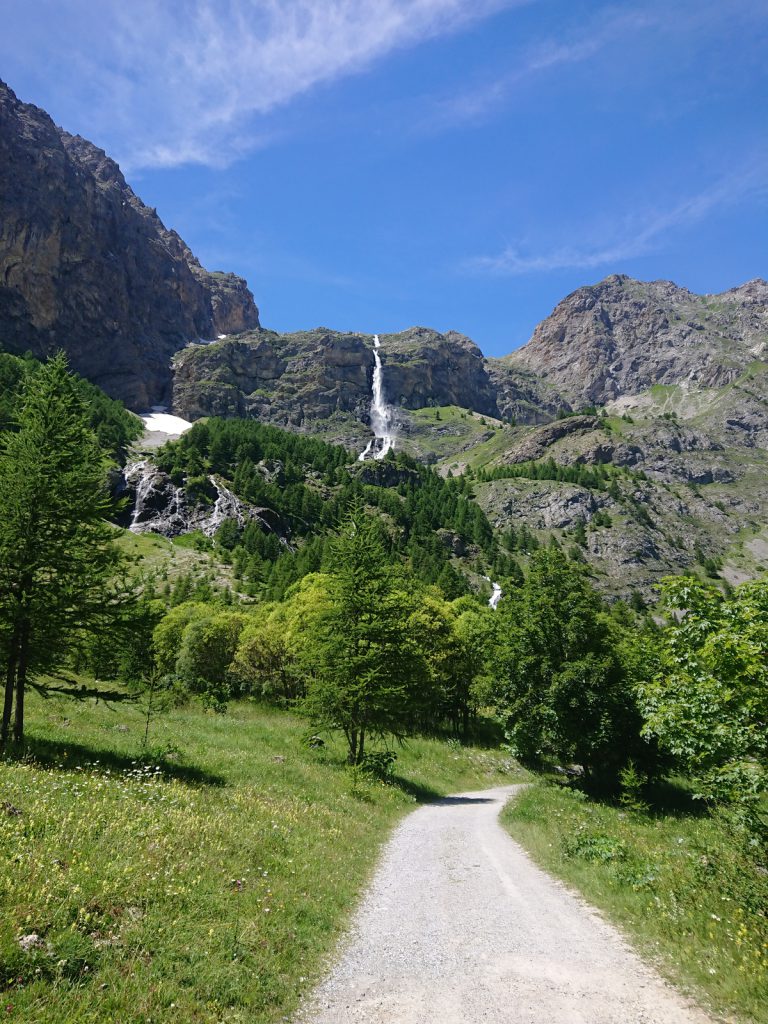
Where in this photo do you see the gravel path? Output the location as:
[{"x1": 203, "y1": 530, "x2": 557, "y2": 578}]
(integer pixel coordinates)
[{"x1": 299, "y1": 784, "x2": 712, "y2": 1024}]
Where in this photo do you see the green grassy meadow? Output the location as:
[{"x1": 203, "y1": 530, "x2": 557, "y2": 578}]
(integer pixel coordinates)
[
  {"x1": 503, "y1": 783, "x2": 768, "y2": 1024},
  {"x1": 0, "y1": 686, "x2": 521, "y2": 1023}
]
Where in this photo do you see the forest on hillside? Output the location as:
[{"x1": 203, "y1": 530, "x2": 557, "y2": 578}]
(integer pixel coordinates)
[
  {"x1": 1, "y1": 357, "x2": 765, "y2": 801},
  {"x1": 0, "y1": 357, "x2": 766, "y2": 1023}
]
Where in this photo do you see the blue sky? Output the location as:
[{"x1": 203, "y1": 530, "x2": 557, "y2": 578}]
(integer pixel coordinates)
[{"x1": 3, "y1": 0, "x2": 767, "y2": 356}]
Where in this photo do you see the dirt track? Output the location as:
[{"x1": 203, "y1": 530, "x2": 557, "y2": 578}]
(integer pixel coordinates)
[{"x1": 300, "y1": 784, "x2": 711, "y2": 1024}]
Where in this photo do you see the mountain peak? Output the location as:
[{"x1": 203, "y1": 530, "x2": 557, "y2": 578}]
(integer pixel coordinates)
[
  {"x1": 508, "y1": 276, "x2": 768, "y2": 405},
  {"x1": 0, "y1": 80, "x2": 259, "y2": 408}
]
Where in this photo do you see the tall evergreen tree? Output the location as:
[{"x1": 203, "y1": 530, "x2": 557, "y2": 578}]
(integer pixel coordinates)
[
  {"x1": 0, "y1": 355, "x2": 123, "y2": 748},
  {"x1": 303, "y1": 504, "x2": 428, "y2": 764}
]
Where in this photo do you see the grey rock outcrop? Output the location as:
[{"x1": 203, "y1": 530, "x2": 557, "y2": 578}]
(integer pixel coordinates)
[
  {"x1": 500, "y1": 416, "x2": 600, "y2": 464},
  {"x1": 0, "y1": 81, "x2": 259, "y2": 407},
  {"x1": 173, "y1": 326, "x2": 505, "y2": 427},
  {"x1": 120, "y1": 461, "x2": 280, "y2": 539},
  {"x1": 378, "y1": 328, "x2": 499, "y2": 415},
  {"x1": 507, "y1": 274, "x2": 768, "y2": 406},
  {"x1": 173, "y1": 329, "x2": 371, "y2": 425}
]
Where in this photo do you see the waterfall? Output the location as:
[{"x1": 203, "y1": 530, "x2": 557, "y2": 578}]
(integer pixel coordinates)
[
  {"x1": 359, "y1": 335, "x2": 396, "y2": 461},
  {"x1": 124, "y1": 459, "x2": 186, "y2": 534},
  {"x1": 206, "y1": 476, "x2": 249, "y2": 533},
  {"x1": 483, "y1": 575, "x2": 503, "y2": 610}
]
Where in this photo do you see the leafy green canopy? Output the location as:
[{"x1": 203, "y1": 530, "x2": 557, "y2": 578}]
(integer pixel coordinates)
[
  {"x1": 639, "y1": 576, "x2": 768, "y2": 812},
  {"x1": 151, "y1": 516, "x2": 496, "y2": 745}
]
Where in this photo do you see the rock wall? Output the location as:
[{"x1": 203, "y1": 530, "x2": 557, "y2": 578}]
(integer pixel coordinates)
[
  {"x1": 119, "y1": 461, "x2": 282, "y2": 539},
  {"x1": 507, "y1": 274, "x2": 768, "y2": 406},
  {"x1": 172, "y1": 326, "x2": 548, "y2": 428},
  {"x1": 0, "y1": 81, "x2": 259, "y2": 408}
]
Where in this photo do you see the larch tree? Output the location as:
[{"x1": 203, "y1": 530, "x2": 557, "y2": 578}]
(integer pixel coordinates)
[
  {"x1": 303, "y1": 504, "x2": 428, "y2": 764},
  {"x1": 0, "y1": 354, "x2": 123, "y2": 749}
]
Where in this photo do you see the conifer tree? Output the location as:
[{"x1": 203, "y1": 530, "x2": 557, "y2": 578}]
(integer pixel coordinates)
[
  {"x1": 303, "y1": 504, "x2": 428, "y2": 763},
  {"x1": 0, "y1": 354, "x2": 122, "y2": 748}
]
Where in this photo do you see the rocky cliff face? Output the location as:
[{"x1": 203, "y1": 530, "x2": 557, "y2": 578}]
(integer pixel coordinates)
[
  {"x1": 172, "y1": 328, "x2": 371, "y2": 427},
  {"x1": 377, "y1": 328, "x2": 500, "y2": 415},
  {"x1": 118, "y1": 461, "x2": 283, "y2": 539},
  {"x1": 507, "y1": 274, "x2": 768, "y2": 406},
  {"x1": 172, "y1": 326, "x2": 514, "y2": 428},
  {"x1": 0, "y1": 81, "x2": 259, "y2": 407}
]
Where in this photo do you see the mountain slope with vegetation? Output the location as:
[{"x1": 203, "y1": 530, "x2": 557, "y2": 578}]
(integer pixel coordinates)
[
  {"x1": 165, "y1": 274, "x2": 768, "y2": 599},
  {"x1": 143, "y1": 417, "x2": 512, "y2": 602},
  {"x1": 3, "y1": 82, "x2": 768, "y2": 600}
]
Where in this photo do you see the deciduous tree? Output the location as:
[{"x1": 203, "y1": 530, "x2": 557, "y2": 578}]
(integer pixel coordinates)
[{"x1": 639, "y1": 576, "x2": 768, "y2": 811}]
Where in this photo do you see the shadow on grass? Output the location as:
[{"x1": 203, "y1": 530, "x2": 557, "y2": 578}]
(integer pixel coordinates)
[
  {"x1": 540, "y1": 771, "x2": 710, "y2": 820},
  {"x1": 31, "y1": 679, "x2": 139, "y2": 706},
  {"x1": 386, "y1": 777, "x2": 498, "y2": 806},
  {"x1": 434, "y1": 795, "x2": 496, "y2": 806},
  {"x1": 420, "y1": 716, "x2": 505, "y2": 751},
  {"x1": 6, "y1": 736, "x2": 226, "y2": 788},
  {"x1": 644, "y1": 776, "x2": 710, "y2": 819}
]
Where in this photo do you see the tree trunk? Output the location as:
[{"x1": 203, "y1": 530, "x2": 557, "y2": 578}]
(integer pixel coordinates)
[
  {"x1": 13, "y1": 620, "x2": 30, "y2": 747},
  {"x1": 1, "y1": 627, "x2": 19, "y2": 752},
  {"x1": 2, "y1": 657, "x2": 16, "y2": 751},
  {"x1": 358, "y1": 729, "x2": 365, "y2": 765},
  {"x1": 347, "y1": 728, "x2": 358, "y2": 765}
]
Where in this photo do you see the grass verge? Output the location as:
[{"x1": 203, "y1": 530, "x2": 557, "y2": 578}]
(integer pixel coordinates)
[
  {"x1": 1, "y1": 686, "x2": 521, "y2": 1023},
  {"x1": 502, "y1": 782, "x2": 768, "y2": 1024}
]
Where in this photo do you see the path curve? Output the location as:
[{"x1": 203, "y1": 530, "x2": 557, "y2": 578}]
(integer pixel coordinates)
[{"x1": 300, "y1": 784, "x2": 711, "y2": 1024}]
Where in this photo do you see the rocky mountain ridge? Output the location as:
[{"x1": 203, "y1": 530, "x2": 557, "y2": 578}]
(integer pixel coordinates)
[
  {"x1": 3, "y1": 80, "x2": 768, "y2": 600},
  {"x1": 507, "y1": 273, "x2": 768, "y2": 406},
  {"x1": 171, "y1": 274, "x2": 768, "y2": 442},
  {"x1": 0, "y1": 80, "x2": 259, "y2": 408}
]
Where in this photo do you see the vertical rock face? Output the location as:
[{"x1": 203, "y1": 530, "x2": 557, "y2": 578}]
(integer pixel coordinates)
[
  {"x1": 0, "y1": 80, "x2": 259, "y2": 408},
  {"x1": 172, "y1": 326, "x2": 512, "y2": 427},
  {"x1": 507, "y1": 274, "x2": 768, "y2": 406},
  {"x1": 378, "y1": 328, "x2": 501, "y2": 416},
  {"x1": 118, "y1": 461, "x2": 283, "y2": 539}
]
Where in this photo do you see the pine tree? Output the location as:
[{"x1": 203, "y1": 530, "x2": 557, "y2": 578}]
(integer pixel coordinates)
[{"x1": 0, "y1": 355, "x2": 123, "y2": 748}]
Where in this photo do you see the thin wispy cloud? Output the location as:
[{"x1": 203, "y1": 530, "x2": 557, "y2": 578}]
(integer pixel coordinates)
[
  {"x1": 466, "y1": 166, "x2": 768, "y2": 275},
  {"x1": 424, "y1": 6, "x2": 657, "y2": 130},
  {"x1": 6, "y1": 0, "x2": 529, "y2": 170},
  {"x1": 418, "y1": 0, "x2": 768, "y2": 134}
]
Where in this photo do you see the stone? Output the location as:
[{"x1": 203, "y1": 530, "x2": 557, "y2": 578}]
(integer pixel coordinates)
[
  {"x1": 0, "y1": 80, "x2": 259, "y2": 407},
  {"x1": 507, "y1": 273, "x2": 768, "y2": 406}
]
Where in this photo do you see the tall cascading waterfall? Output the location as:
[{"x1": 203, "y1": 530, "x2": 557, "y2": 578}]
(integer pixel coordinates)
[{"x1": 359, "y1": 335, "x2": 396, "y2": 461}]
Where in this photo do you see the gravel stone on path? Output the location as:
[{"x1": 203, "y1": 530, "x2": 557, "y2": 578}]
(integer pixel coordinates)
[{"x1": 298, "y1": 784, "x2": 712, "y2": 1024}]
